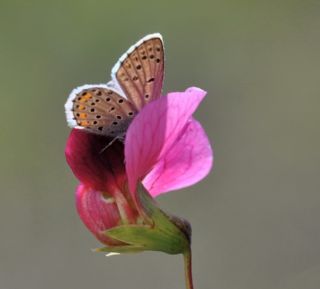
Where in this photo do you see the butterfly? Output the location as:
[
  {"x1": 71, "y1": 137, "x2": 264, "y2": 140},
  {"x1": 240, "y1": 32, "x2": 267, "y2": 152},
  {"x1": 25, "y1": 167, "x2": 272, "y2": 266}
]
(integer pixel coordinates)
[{"x1": 65, "y1": 33, "x2": 164, "y2": 138}]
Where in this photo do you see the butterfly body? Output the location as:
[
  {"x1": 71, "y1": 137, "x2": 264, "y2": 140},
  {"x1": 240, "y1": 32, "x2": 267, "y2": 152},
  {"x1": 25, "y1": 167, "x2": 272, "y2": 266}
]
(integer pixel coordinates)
[{"x1": 65, "y1": 33, "x2": 164, "y2": 137}]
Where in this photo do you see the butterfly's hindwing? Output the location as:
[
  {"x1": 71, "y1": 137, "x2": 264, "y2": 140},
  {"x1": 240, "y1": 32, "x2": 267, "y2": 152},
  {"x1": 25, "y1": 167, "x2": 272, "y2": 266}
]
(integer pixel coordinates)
[{"x1": 65, "y1": 85, "x2": 137, "y2": 136}]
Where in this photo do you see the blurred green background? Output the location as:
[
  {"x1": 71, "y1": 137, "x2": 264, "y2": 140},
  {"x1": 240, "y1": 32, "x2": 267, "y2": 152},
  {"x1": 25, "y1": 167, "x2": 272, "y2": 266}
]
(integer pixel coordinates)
[{"x1": 1, "y1": 0, "x2": 320, "y2": 288}]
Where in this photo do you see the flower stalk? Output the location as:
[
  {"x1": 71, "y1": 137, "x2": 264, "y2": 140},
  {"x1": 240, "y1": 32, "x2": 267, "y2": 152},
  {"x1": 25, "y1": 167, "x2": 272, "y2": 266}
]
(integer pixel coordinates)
[{"x1": 183, "y1": 248, "x2": 194, "y2": 289}]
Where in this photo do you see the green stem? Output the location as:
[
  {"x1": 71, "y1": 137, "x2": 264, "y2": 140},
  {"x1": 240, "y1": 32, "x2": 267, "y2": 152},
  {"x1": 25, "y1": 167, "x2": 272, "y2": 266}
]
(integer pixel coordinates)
[{"x1": 183, "y1": 248, "x2": 194, "y2": 289}]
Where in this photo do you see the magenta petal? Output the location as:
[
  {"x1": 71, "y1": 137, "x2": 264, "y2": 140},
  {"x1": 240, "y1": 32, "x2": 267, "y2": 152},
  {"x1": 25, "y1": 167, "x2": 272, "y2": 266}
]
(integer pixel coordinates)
[
  {"x1": 125, "y1": 87, "x2": 207, "y2": 194},
  {"x1": 76, "y1": 184, "x2": 123, "y2": 246},
  {"x1": 143, "y1": 118, "x2": 213, "y2": 196}
]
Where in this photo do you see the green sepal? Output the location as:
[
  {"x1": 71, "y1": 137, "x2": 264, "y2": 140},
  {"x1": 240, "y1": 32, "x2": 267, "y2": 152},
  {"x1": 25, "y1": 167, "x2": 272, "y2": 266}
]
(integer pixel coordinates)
[
  {"x1": 102, "y1": 183, "x2": 190, "y2": 255},
  {"x1": 94, "y1": 245, "x2": 145, "y2": 254}
]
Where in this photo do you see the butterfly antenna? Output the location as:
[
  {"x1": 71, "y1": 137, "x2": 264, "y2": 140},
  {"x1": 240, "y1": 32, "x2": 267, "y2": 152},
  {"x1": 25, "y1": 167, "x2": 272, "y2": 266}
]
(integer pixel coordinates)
[{"x1": 99, "y1": 134, "x2": 125, "y2": 154}]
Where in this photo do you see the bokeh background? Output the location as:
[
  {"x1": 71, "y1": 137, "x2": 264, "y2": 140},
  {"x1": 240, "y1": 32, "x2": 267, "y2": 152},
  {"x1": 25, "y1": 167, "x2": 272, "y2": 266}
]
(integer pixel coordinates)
[{"x1": 1, "y1": 1, "x2": 320, "y2": 289}]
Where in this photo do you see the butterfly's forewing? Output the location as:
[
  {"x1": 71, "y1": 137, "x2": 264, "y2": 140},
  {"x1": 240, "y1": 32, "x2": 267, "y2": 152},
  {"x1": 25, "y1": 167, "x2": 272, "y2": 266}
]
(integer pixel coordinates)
[
  {"x1": 65, "y1": 85, "x2": 137, "y2": 136},
  {"x1": 111, "y1": 34, "x2": 164, "y2": 110}
]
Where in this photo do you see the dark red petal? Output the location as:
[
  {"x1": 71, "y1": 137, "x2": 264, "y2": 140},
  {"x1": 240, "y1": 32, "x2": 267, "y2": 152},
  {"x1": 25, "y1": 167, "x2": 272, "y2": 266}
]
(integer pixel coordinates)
[
  {"x1": 65, "y1": 129, "x2": 126, "y2": 192},
  {"x1": 76, "y1": 184, "x2": 124, "y2": 246}
]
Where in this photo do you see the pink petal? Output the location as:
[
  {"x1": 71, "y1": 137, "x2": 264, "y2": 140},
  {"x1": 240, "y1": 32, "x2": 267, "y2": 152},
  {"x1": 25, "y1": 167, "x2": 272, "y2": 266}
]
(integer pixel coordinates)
[
  {"x1": 125, "y1": 87, "x2": 207, "y2": 194},
  {"x1": 143, "y1": 119, "x2": 213, "y2": 196},
  {"x1": 65, "y1": 129, "x2": 126, "y2": 192},
  {"x1": 76, "y1": 184, "x2": 124, "y2": 246}
]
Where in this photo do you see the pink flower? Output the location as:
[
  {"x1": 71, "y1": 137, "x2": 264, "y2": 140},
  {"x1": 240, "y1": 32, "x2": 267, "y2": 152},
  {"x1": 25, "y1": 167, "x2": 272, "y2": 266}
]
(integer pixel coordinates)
[{"x1": 65, "y1": 87, "x2": 213, "y2": 252}]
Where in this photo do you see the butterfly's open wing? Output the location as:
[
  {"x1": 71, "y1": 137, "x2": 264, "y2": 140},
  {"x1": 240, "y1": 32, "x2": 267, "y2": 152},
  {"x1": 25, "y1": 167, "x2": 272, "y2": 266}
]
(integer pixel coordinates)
[
  {"x1": 110, "y1": 33, "x2": 164, "y2": 110},
  {"x1": 65, "y1": 84, "x2": 137, "y2": 136}
]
